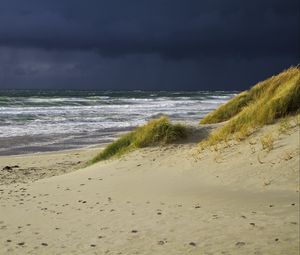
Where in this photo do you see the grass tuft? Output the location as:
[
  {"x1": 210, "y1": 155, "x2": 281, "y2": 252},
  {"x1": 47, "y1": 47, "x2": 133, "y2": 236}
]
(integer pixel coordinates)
[
  {"x1": 91, "y1": 116, "x2": 187, "y2": 162},
  {"x1": 200, "y1": 66, "x2": 300, "y2": 147},
  {"x1": 260, "y1": 133, "x2": 275, "y2": 151},
  {"x1": 278, "y1": 118, "x2": 292, "y2": 134}
]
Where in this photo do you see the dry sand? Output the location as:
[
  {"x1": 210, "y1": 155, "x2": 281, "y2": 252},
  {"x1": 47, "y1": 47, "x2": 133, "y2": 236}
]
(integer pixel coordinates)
[{"x1": 0, "y1": 122, "x2": 299, "y2": 255}]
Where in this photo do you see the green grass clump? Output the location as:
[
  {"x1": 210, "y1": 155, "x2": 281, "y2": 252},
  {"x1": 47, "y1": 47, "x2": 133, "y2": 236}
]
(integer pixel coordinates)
[
  {"x1": 91, "y1": 116, "x2": 187, "y2": 162},
  {"x1": 200, "y1": 66, "x2": 300, "y2": 147}
]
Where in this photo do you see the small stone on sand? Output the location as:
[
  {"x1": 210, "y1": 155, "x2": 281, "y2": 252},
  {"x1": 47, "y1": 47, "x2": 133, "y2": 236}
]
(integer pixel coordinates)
[{"x1": 235, "y1": 242, "x2": 246, "y2": 247}]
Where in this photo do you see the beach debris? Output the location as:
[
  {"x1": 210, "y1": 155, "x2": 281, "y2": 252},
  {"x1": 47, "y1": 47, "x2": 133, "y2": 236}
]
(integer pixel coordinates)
[
  {"x1": 17, "y1": 242, "x2": 25, "y2": 246},
  {"x1": 90, "y1": 244, "x2": 96, "y2": 247},
  {"x1": 157, "y1": 240, "x2": 166, "y2": 245},
  {"x1": 275, "y1": 238, "x2": 279, "y2": 242},
  {"x1": 194, "y1": 205, "x2": 201, "y2": 209},
  {"x1": 131, "y1": 230, "x2": 138, "y2": 233},
  {"x1": 249, "y1": 223, "x2": 255, "y2": 226},
  {"x1": 2, "y1": 165, "x2": 20, "y2": 172},
  {"x1": 2, "y1": 166, "x2": 13, "y2": 171},
  {"x1": 235, "y1": 241, "x2": 246, "y2": 247},
  {"x1": 41, "y1": 243, "x2": 48, "y2": 246},
  {"x1": 189, "y1": 242, "x2": 196, "y2": 246}
]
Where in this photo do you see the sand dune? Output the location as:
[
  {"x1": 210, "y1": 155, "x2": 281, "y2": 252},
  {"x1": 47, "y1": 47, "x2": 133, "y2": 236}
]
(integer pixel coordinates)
[{"x1": 0, "y1": 122, "x2": 299, "y2": 255}]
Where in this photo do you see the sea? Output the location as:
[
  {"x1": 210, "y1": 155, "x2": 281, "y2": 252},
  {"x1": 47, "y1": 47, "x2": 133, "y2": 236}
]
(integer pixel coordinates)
[{"x1": 0, "y1": 90, "x2": 236, "y2": 155}]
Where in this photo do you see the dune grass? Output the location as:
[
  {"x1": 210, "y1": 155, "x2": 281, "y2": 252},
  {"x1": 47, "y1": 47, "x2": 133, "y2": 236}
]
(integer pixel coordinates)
[
  {"x1": 91, "y1": 116, "x2": 187, "y2": 162},
  {"x1": 260, "y1": 133, "x2": 275, "y2": 152},
  {"x1": 200, "y1": 66, "x2": 300, "y2": 147}
]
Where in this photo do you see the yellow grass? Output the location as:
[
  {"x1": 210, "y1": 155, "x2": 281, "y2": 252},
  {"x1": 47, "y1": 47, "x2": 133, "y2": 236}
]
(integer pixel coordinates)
[
  {"x1": 260, "y1": 133, "x2": 275, "y2": 151},
  {"x1": 200, "y1": 66, "x2": 300, "y2": 147},
  {"x1": 91, "y1": 116, "x2": 187, "y2": 162}
]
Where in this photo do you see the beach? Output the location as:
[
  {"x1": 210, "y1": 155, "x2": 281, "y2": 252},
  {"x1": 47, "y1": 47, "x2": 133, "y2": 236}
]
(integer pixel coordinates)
[{"x1": 0, "y1": 121, "x2": 299, "y2": 255}]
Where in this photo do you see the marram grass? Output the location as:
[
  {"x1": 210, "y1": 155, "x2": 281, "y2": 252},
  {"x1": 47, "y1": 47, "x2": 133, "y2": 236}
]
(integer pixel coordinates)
[
  {"x1": 91, "y1": 116, "x2": 187, "y2": 162},
  {"x1": 200, "y1": 66, "x2": 300, "y2": 147}
]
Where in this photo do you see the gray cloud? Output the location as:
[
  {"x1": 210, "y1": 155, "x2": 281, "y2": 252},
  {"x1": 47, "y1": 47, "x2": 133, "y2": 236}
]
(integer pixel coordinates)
[{"x1": 0, "y1": 0, "x2": 299, "y2": 90}]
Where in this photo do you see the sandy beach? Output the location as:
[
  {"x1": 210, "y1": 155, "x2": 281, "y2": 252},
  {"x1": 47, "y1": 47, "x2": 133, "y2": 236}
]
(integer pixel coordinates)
[{"x1": 0, "y1": 121, "x2": 299, "y2": 255}]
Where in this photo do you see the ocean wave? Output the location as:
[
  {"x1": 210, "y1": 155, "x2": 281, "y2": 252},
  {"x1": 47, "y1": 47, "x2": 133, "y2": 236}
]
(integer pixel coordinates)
[{"x1": 0, "y1": 91, "x2": 235, "y2": 153}]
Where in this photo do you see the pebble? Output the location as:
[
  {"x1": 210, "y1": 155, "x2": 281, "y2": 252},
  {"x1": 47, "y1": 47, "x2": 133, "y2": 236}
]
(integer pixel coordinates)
[{"x1": 235, "y1": 241, "x2": 246, "y2": 247}]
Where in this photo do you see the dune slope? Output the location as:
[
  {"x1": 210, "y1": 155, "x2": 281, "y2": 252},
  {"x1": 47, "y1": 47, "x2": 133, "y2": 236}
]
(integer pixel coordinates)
[{"x1": 0, "y1": 122, "x2": 299, "y2": 255}]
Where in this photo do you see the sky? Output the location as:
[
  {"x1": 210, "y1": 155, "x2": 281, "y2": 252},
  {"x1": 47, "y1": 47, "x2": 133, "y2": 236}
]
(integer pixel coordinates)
[{"x1": 0, "y1": 0, "x2": 299, "y2": 91}]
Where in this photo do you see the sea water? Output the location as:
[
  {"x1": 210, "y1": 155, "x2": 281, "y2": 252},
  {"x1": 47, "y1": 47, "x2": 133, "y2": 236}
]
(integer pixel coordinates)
[{"x1": 0, "y1": 90, "x2": 236, "y2": 155}]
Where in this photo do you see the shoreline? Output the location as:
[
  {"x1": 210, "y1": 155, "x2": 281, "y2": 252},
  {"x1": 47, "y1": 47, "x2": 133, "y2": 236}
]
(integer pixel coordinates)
[
  {"x1": 0, "y1": 143, "x2": 105, "y2": 158},
  {"x1": 0, "y1": 145, "x2": 103, "y2": 185}
]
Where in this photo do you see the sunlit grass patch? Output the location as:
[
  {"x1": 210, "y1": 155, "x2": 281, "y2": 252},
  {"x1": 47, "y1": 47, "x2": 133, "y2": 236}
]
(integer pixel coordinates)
[
  {"x1": 260, "y1": 133, "x2": 275, "y2": 152},
  {"x1": 91, "y1": 116, "x2": 187, "y2": 162},
  {"x1": 199, "y1": 66, "x2": 300, "y2": 148}
]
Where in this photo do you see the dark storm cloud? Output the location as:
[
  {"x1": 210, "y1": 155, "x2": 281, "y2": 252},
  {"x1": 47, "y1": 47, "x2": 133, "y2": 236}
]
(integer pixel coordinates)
[
  {"x1": 0, "y1": 0, "x2": 299, "y2": 59},
  {"x1": 0, "y1": 0, "x2": 299, "y2": 90}
]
